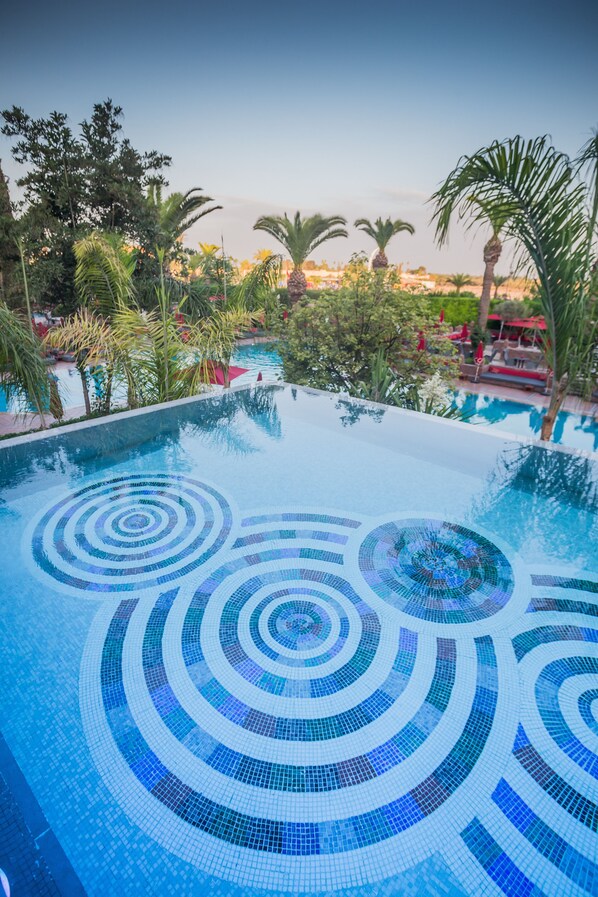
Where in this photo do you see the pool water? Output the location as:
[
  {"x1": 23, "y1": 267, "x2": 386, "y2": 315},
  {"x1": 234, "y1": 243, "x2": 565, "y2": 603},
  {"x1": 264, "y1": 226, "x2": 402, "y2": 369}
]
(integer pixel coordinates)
[
  {"x1": 232, "y1": 345, "x2": 598, "y2": 453},
  {"x1": 231, "y1": 342, "x2": 283, "y2": 385},
  {"x1": 0, "y1": 385, "x2": 596, "y2": 897},
  {"x1": 455, "y1": 390, "x2": 598, "y2": 454}
]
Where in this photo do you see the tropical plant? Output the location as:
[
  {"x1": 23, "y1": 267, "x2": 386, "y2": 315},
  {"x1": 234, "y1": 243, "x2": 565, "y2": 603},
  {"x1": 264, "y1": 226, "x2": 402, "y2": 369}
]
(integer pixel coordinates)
[
  {"x1": 146, "y1": 183, "x2": 222, "y2": 257},
  {"x1": 277, "y1": 267, "x2": 458, "y2": 390},
  {"x1": 45, "y1": 309, "x2": 115, "y2": 414},
  {"x1": 432, "y1": 131, "x2": 598, "y2": 440},
  {"x1": 447, "y1": 273, "x2": 474, "y2": 295},
  {"x1": 254, "y1": 212, "x2": 347, "y2": 303},
  {"x1": 354, "y1": 217, "x2": 415, "y2": 268},
  {"x1": 466, "y1": 203, "x2": 510, "y2": 328},
  {"x1": 73, "y1": 232, "x2": 136, "y2": 315},
  {"x1": 346, "y1": 352, "x2": 466, "y2": 420},
  {"x1": 0, "y1": 303, "x2": 50, "y2": 423},
  {"x1": 493, "y1": 274, "x2": 509, "y2": 299}
]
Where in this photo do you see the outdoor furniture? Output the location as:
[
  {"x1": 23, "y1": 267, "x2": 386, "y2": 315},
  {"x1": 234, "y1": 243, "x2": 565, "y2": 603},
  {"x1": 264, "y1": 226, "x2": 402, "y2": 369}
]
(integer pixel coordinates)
[{"x1": 478, "y1": 364, "x2": 552, "y2": 392}]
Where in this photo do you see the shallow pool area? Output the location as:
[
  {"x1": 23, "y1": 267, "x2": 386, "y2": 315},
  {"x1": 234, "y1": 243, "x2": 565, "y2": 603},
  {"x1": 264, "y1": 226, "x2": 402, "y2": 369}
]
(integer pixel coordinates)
[{"x1": 0, "y1": 384, "x2": 596, "y2": 897}]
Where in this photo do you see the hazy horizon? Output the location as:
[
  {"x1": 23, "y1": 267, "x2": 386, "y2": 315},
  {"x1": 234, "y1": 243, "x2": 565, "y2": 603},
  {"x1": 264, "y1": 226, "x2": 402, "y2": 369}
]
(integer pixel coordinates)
[{"x1": 1, "y1": 0, "x2": 596, "y2": 276}]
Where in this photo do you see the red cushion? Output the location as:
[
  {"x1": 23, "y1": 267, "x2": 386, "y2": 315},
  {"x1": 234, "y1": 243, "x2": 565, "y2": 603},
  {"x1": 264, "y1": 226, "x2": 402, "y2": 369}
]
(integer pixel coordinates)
[{"x1": 488, "y1": 365, "x2": 546, "y2": 380}]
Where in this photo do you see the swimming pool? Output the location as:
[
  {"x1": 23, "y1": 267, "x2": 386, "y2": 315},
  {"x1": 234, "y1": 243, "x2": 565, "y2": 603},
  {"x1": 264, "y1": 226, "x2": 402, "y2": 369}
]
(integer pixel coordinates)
[
  {"x1": 454, "y1": 390, "x2": 598, "y2": 454},
  {"x1": 0, "y1": 384, "x2": 596, "y2": 896}
]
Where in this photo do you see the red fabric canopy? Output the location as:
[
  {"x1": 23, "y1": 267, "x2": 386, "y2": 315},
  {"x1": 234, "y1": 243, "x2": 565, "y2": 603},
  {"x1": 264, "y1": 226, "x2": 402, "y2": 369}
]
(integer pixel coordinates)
[
  {"x1": 508, "y1": 317, "x2": 546, "y2": 330},
  {"x1": 209, "y1": 365, "x2": 248, "y2": 385},
  {"x1": 475, "y1": 341, "x2": 485, "y2": 364}
]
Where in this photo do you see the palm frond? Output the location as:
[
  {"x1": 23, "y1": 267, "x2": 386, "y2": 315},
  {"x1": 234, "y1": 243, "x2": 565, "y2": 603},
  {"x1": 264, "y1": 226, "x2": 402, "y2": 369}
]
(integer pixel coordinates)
[
  {"x1": 74, "y1": 232, "x2": 136, "y2": 315},
  {"x1": 254, "y1": 212, "x2": 347, "y2": 266},
  {"x1": 355, "y1": 217, "x2": 414, "y2": 251}
]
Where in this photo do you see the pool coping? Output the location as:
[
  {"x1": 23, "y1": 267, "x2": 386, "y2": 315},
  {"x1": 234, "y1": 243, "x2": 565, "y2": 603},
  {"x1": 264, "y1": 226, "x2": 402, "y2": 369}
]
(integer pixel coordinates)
[{"x1": 0, "y1": 380, "x2": 596, "y2": 463}]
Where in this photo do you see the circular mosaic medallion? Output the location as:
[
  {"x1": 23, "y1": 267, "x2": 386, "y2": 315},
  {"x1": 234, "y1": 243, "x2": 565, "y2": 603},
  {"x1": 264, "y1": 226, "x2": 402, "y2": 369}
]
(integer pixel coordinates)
[
  {"x1": 31, "y1": 474, "x2": 232, "y2": 593},
  {"x1": 80, "y1": 514, "x2": 514, "y2": 891},
  {"x1": 359, "y1": 518, "x2": 514, "y2": 624}
]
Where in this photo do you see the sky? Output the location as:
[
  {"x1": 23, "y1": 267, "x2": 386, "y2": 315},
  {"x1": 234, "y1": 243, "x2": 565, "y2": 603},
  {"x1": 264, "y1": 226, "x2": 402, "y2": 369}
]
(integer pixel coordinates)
[{"x1": 1, "y1": 0, "x2": 597, "y2": 273}]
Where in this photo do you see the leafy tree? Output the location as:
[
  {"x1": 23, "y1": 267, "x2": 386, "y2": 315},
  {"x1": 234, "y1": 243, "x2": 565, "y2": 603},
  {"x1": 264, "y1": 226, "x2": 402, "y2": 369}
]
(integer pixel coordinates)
[
  {"x1": 277, "y1": 267, "x2": 458, "y2": 390},
  {"x1": 447, "y1": 273, "x2": 474, "y2": 295},
  {"x1": 354, "y1": 217, "x2": 415, "y2": 268},
  {"x1": 1, "y1": 100, "x2": 171, "y2": 311},
  {"x1": 432, "y1": 132, "x2": 598, "y2": 440},
  {"x1": 254, "y1": 212, "x2": 347, "y2": 303},
  {"x1": 0, "y1": 160, "x2": 19, "y2": 305}
]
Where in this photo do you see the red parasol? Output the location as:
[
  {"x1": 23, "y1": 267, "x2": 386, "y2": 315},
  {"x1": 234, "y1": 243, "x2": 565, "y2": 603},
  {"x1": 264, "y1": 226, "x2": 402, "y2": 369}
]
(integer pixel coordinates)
[
  {"x1": 475, "y1": 341, "x2": 485, "y2": 364},
  {"x1": 459, "y1": 322, "x2": 469, "y2": 340},
  {"x1": 209, "y1": 365, "x2": 248, "y2": 385},
  {"x1": 439, "y1": 309, "x2": 445, "y2": 324},
  {"x1": 257, "y1": 371, "x2": 263, "y2": 382},
  {"x1": 417, "y1": 332, "x2": 426, "y2": 351}
]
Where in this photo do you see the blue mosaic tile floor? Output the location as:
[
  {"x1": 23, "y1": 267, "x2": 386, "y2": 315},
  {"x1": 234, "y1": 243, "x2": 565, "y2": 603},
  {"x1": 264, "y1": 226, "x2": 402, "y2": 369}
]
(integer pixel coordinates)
[{"x1": 0, "y1": 385, "x2": 596, "y2": 897}]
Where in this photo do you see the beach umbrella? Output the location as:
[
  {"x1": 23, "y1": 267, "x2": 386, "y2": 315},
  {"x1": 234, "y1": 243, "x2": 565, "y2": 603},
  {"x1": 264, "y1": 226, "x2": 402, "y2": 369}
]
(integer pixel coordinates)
[
  {"x1": 439, "y1": 309, "x2": 445, "y2": 323},
  {"x1": 282, "y1": 309, "x2": 289, "y2": 321},
  {"x1": 257, "y1": 371, "x2": 263, "y2": 381},
  {"x1": 475, "y1": 341, "x2": 485, "y2": 364},
  {"x1": 417, "y1": 332, "x2": 426, "y2": 351},
  {"x1": 459, "y1": 322, "x2": 469, "y2": 340}
]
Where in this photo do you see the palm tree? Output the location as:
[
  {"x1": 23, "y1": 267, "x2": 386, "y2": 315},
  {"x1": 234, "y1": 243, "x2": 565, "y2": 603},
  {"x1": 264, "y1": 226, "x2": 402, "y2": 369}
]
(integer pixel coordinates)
[
  {"x1": 447, "y1": 273, "x2": 474, "y2": 295},
  {"x1": 354, "y1": 217, "x2": 414, "y2": 268},
  {"x1": 493, "y1": 274, "x2": 509, "y2": 299},
  {"x1": 432, "y1": 132, "x2": 598, "y2": 441},
  {"x1": 253, "y1": 212, "x2": 347, "y2": 303},
  {"x1": 147, "y1": 183, "x2": 222, "y2": 255},
  {"x1": 45, "y1": 309, "x2": 116, "y2": 415},
  {"x1": 0, "y1": 303, "x2": 50, "y2": 424}
]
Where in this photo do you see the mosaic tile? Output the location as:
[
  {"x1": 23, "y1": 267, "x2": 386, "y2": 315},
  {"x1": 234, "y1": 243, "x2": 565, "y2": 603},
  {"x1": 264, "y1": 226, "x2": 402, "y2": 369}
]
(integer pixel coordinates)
[
  {"x1": 358, "y1": 519, "x2": 514, "y2": 623},
  {"x1": 22, "y1": 476, "x2": 598, "y2": 895}
]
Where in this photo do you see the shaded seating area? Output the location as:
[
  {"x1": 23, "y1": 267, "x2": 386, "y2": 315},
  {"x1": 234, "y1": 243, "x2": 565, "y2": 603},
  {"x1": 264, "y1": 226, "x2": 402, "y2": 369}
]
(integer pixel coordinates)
[{"x1": 476, "y1": 364, "x2": 552, "y2": 392}]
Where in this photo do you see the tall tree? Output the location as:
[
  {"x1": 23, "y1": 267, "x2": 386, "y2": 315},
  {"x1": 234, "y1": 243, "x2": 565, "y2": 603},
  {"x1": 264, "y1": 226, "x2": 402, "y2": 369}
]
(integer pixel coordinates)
[
  {"x1": 254, "y1": 212, "x2": 347, "y2": 303},
  {"x1": 1, "y1": 100, "x2": 170, "y2": 310},
  {"x1": 354, "y1": 217, "x2": 414, "y2": 268},
  {"x1": 432, "y1": 132, "x2": 598, "y2": 440},
  {"x1": 0, "y1": 160, "x2": 18, "y2": 304}
]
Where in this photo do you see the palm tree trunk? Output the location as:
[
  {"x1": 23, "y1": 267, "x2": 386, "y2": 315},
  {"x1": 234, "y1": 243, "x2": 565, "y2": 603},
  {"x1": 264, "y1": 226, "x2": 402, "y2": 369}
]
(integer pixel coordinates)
[
  {"x1": 478, "y1": 236, "x2": 502, "y2": 330},
  {"x1": 540, "y1": 373, "x2": 568, "y2": 440},
  {"x1": 77, "y1": 361, "x2": 92, "y2": 415},
  {"x1": 478, "y1": 260, "x2": 497, "y2": 329},
  {"x1": 104, "y1": 364, "x2": 113, "y2": 414}
]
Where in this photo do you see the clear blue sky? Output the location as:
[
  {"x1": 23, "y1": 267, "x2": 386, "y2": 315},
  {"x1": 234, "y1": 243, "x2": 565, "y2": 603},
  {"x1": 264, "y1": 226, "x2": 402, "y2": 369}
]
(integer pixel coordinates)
[{"x1": 1, "y1": 0, "x2": 596, "y2": 273}]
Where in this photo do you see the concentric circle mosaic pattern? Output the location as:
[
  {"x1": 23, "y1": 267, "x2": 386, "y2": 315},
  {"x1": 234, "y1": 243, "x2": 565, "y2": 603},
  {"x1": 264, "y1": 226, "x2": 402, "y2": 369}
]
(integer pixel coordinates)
[
  {"x1": 31, "y1": 474, "x2": 232, "y2": 592},
  {"x1": 31, "y1": 482, "x2": 598, "y2": 895},
  {"x1": 359, "y1": 518, "x2": 514, "y2": 623}
]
